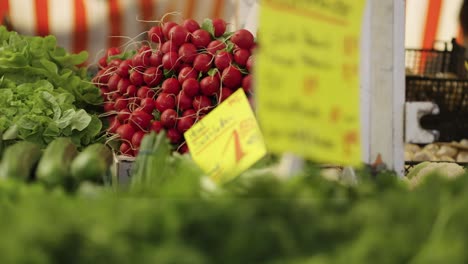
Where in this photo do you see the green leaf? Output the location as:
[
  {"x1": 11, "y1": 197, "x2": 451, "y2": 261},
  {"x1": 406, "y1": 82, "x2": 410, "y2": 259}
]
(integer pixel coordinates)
[
  {"x1": 2, "y1": 124, "x2": 18, "y2": 140},
  {"x1": 41, "y1": 91, "x2": 62, "y2": 121},
  {"x1": 56, "y1": 109, "x2": 75, "y2": 129},
  {"x1": 164, "y1": 69, "x2": 175, "y2": 79},
  {"x1": 70, "y1": 109, "x2": 92, "y2": 131},
  {"x1": 107, "y1": 50, "x2": 136, "y2": 63},
  {"x1": 207, "y1": 68, "x2": 219, "y2": 77},
  {"x1": 226, "y1": 42, "x2": 235, "y2": 53},
  {"x1": 201, "y1": 18, "x2": 215, "y2": 37},
  {"x1": 38, "y1": 58, "x2": 58, "y2": 74}
]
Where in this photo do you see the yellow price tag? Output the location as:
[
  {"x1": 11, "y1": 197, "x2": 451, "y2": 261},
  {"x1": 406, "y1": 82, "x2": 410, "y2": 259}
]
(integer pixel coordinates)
[
  {"x1": 257, "y1": 0, "x2": 366, "y2": 166},
  {"x1": 184, "y1": 89, "x2": 267, "y2": 184}
]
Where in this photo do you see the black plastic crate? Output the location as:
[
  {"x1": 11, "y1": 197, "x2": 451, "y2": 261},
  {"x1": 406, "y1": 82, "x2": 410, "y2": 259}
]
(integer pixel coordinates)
[
  {"x1": 406, "y1": 76, "x2": 468, "y2": 142},
  {"x1": 405, "y1": 39, "x2": 467, "y2": 78}
]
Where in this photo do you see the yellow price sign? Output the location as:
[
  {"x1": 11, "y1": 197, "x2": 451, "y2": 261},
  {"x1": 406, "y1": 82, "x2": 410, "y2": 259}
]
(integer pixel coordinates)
[
  {"x1": 184, "y1": 89, "x2": 267, "y2": 184},
  {"x1": 256, "y1": 0, "x2": 366, "y2": 166}
]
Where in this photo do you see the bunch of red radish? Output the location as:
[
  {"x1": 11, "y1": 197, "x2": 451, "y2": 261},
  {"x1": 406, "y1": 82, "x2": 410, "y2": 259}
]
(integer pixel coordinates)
[{"x1": 93, "y1": 18, "x2": 256, "y2": 156}]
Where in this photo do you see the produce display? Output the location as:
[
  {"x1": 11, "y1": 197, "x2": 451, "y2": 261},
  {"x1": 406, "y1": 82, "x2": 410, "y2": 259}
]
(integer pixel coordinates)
[
  {"x1": 405, "y1": 139, "x2": 468, "y2": 162},
  {"x1": 93, "y1": 18, "x2": 255, "y2": 156},
  {"x1": 0, "y1": 138, "x2": 112, "y2": 190},
  {"x1": 0, "y1": 133, "x2": 466, "y2": 263},
  {"x1": 2, "y1": 14, "x2": 468, "y2": 264}
]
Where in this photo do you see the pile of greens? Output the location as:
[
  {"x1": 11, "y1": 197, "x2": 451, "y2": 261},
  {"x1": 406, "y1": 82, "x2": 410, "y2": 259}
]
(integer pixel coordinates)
[
  {"x1": 0, "y1": 133, "x2": 467, "y2": 263},
  {"x1": 0, "y1": 26, "x2": 102, "y2": 148}
]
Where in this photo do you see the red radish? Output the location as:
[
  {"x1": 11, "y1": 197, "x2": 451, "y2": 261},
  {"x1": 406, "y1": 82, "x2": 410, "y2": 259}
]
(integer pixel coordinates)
[
  {"x1": 125, "y1": 84, "x2": 137, "y2": 97},
  {"x1": 177, "y1": 116, "x2": 195, "y2": 133},
  {"x1": 129, "y1": 110, "x2": 153, "y2": 130},
  {"x1": 139, "y1": 49, "x2": 152, "y2": 67},
  {"x1": 162, "y1": 22, "x2": 178, "y2": 39},
  {"x1": 179, "y1": 143, "x2": 189, "y2": 154},
  {"x1": 117, "y1": 78, "x2": 131, "y2": 94},
  {"x1": 193, "y1": 53, "x2": 213, "y2": 73},
  {"x1": 116, "y1": 124, "x2": 136, "y2": 142},
  {"x1": 130, "y1": 70, "x2": 144, "y2": 86},
  {"x1": 131, "y1": 54, "x2": 145, "y2": 71},
  {"x1": 148, "y1": 25, "x2": 164, "y2": 43},
  {"x1": 100, "y1": 88, "x2": 109, "y2": 100},
  {"x1": 116, "y1": 60, "x2": 131, "y2": 78},
  {"x1": 120, "y1": 142, "x2": 134, "y2": 156},
  {"x1": 182, "y1": 19, "x2": 200, "y2": 33},
  {"x1": 215, "y1": 51, "x2": 233, "y2": 71},
  {"x1": 182, "y1": 78, "x2": 200, "y2": 97},
  {"x1": 200, "y1": 75, "x2": 221, "y2": 96},
  {"x1": 114, "y1": 97, "x2": 129, "y2": 111},
  {"x1": 182, "y1": 109, "x2": 197, "y2": 117},
  {"x1": 140, "y1": 97, "x2": 155, "y2": 113},
  {"x1": 178, "y1": 64, "x2": 192, "y2": 72},
  {"x1": 178, "y1": 43, "x2": 197, "y2": 63},
  {"x1": 131, "y1": 130, "x2": 146, "y2": 147},
  {"x1": 159, "y1": 78, "x2": 178, "y2": 95},
  {"x1": 107, "y1": 47, "x2": 121, "y2": 57},
  {"x1": 94, "y1": 69, "x2": 111, "y2": 85},
  {"x1": 161, "y1": 40, "x2": 179, "y2": 53},
  {"x1": 155, "y1": 93, "x2": 176, "y2": 112},
  {"x1": 98, "y1": 57, "x2": 107, "y2": 68},
  {"x1": 103, "y1": 101, "x2": 115, "y2": 112},
  {"x1": 117, "y1": 109, "x2": 131, "y2": 122},
  {"x1": 162, "y1": 51, "x2": 181, "y2": 71},
  {"x1": 150, "y1": 51, "x2": 163, "y2": 66},
  {"x1": 231, "y1": 29, "x2": 254, "y2": 49},
  {"x1": 168, "y1": 25, "x2": 189, "y2": 46},
  {"x1": 143, "y1": 67, "x2": 164, "y2": 87},
  {"x1": 242, "y1": 74, "x2": 252, "y2": 93},
  {"x1": 246, "y1": 55, "x2": 253, "y2": 72},
  {"x1": 151, "y1": 120, "x2": 163, "y2": 133},
  {"x1": 192, "y1": 95, "x2": 212, "y2": 113},
  {"x1": 206, "y1": 40, "x2": 227, "y2": 55},
  {"x1": 178, "y1": 67, "x2": 199, "y2": 83},
  {"x1": 107, "y1": 74, "x2": 121, "y2": 91},
  {"x1": 212, "y1": 18, "x2": 227, "y2": 37},
  {"x1": 108, "y1": 118, "x2": 121, "y2": 133},
  {"x1": 138, "y1": 44, "x2": 151, "y2": 53},
  {"x1": 176, "y1": 91, "x2": 193, "y2": 111},
  {"x1": 191, "y1": 29, "x2": 212, "y2": 48},
  {"x1": 137, "y1": 86, "x2": 155, "y2": 99},
  {"x1": 160, "y1": 108, "x2": 178, "y2": 128},
  {"x1": 109, "y1": 92, "x2": 121, "y2": 101},
  {"x1": 218, "y1": 87, "x2": 233, "y2": 102},
  {"x1": 221, "y1": 66, "x2": 242, "y2": 88},
  {"x1": 167, "y1": 128, "x2": 182, "y2": 144},
  {"x1": 250, "y1": 43, "x2": 258, "y2": 54},
  {"x1": 234, "y1": 49, "x2": 250, "y2": 67},
  {"x1": 108, "y1": 58, "x2": 122, "y2": 68}
]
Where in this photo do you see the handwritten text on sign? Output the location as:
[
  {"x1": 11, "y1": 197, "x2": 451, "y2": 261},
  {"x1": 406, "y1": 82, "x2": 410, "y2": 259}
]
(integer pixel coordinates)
[
  {"x1": 184, "y1": 89, "x2": 267, "y2": 184},
  {"x1": 256, "y1": 0, "x2": 365, "y2": 166}
]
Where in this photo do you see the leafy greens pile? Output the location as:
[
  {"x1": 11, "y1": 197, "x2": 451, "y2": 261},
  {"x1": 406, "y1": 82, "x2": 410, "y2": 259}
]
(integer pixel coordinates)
[
  {"x1": 1, "y1": 133, "x2": 468, "y2": 264},
  {"x1": 0, "y1": 26, "x2": 102, "y2": 148}
]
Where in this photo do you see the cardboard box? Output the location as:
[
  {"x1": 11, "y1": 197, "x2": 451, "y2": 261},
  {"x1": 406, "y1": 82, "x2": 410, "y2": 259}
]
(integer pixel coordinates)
[{"x1": 113, "y1": 153, "x2": 135, "y2": 185}]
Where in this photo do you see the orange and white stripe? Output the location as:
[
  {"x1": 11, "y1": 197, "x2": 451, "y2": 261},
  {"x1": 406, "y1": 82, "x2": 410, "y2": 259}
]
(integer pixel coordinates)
[
  {"x1": 0, "y1": 0, "x2": 243, "y2": 63},
  {"x1": 406, "y1": 0, "x2": 464, "y2": 49}
]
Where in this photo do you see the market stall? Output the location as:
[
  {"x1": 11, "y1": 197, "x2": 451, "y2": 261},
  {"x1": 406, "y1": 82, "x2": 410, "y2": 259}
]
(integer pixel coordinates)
[{"x1": 0, "y1": 0, "x2": 467, "y2": 263}]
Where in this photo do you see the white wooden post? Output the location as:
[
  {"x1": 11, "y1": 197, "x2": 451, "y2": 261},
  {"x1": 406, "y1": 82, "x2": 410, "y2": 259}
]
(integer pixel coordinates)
[{"x1": 360, "y1": 0, "x2": 406, "y2": 176}]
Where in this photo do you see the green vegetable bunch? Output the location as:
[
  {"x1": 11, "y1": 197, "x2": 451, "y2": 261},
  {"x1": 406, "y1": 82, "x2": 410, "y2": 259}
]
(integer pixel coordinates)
[{"x1": 0, "y1": 26, "x2": 102, "y2": 147}]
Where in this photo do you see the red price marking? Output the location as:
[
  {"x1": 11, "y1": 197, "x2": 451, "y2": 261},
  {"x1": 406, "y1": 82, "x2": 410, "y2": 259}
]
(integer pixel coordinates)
[
  {"x1": 344, "y1": 35, "x2": 358, "y2": 56},
  {"x1": 342, "y1": 63, "x2": 358, "y2": 81},
  {"x1": 303, "y1": 77, "x2": 318, "y2": 95},
  {"x1": 223, "y1": 129, "x2": 246, "y2": 164},
  {"x1": 343, "y1": 130, "x2": 358, "y2": 156},
  {"x1": 330, "y1": 107, "x2": 341, "y2": 123}
]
